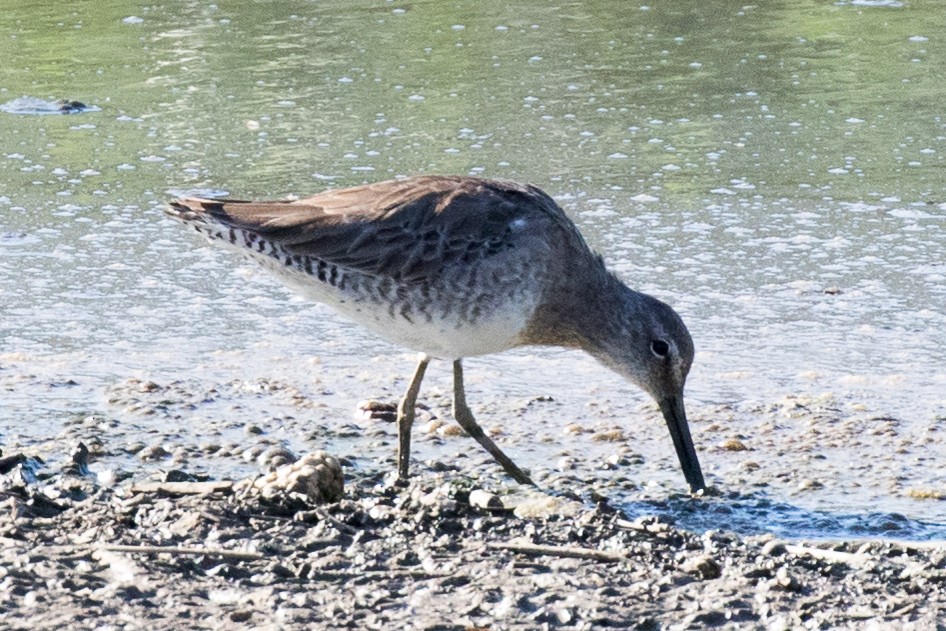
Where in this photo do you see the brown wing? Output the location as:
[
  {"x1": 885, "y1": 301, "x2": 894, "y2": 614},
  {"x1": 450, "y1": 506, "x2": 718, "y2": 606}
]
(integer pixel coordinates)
[{"x1": 168, "y1": 176, "x2": 572, "y2": 282}]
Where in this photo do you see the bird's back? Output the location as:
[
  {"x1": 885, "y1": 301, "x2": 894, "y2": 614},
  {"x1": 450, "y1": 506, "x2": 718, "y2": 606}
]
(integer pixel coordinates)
[{"x1": 166, "y1": 176, "x2": 593, "y2": 358}]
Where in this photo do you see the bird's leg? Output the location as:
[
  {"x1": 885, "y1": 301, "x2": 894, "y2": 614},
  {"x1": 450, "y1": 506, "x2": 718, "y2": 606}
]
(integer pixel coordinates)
[
  {"x1": 397, "y1": 353, "x2": 430, "y2": 482},
  {"x1": 451, "y1": 359, "x2": 535, "y2": 486}
]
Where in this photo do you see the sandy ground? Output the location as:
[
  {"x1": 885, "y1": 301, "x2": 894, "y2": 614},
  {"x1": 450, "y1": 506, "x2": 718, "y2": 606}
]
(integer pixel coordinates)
[{"x1": 2, "y1": 440, "x2": 945, "y2": 631}]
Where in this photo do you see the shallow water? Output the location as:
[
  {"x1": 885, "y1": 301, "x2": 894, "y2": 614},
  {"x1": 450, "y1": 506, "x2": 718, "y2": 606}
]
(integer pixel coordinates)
[{"x1": 2, "y1": 0, "x2": 945, "y2": 540}]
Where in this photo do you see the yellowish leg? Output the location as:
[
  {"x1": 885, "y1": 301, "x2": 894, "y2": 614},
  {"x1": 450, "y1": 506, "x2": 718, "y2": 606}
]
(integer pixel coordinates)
[
  {"x1": 452, "y1": 359, "x2": 535, "y2": 486},
  {"x1": 397, "y1": 354, "x2": 430, "y2": 482}
]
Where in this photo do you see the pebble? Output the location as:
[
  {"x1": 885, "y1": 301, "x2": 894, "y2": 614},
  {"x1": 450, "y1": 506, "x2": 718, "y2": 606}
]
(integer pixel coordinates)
[
  {"x1": 721, "y1": 438, "x2": 748, "y2": 452},
  {"x1": 681, "y1": 555, "x2": 722, "y2": 580},
  {"x1": 241, "y1": 451, "x2": 344, "y2": 505},
  {"x1": 773, "y1": 566, "x2": 801, "y2": 591},
  {"x1": 590, "y1": 428, "x2": 625, "y2": 442},
  {"x1": 557, "y1": 456, "x2": 576, "y2": 471},
  {"x1": 625, "y1": 514, "x2": 675, "y2": 533},
  {"x1": 421, "y1": 419, "x2": 444, "y2": 433},
  {"x1": 137, "y1": 444, "x2": 171, "y2": 461},
  {"x1": 355, "y1": 400, "x2": 397, "y2": 423},
  {"x1": 504, "y1": 491, "x2": 583, "y2": 519},
  {"x1": 605, "y1": 453, "x2": 629, "y2": 467},
  {"x1": 437, "y1": 424, "x2": 465, "y2": 438},
  {"x1": 2, "y1": 463, "x2": 945, "y2": 629},
  {"x1": 761, "y1": 540, "x2": 788, "y2": 557},
  {"x1": 469, "y1": 489, "x2": 504, "y2": 510},
  {"x1": 797, "y1": 479, "x2": 824, "y2": 491},
  {"x1": 257, "y1": 447, "x2": 297, "y2": 470}
]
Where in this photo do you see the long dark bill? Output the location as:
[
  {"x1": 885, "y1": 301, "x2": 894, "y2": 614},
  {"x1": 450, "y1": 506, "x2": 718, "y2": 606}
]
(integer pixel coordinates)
[{"x1": 658, "y1": 395, "x2": 706, "y2": 493}]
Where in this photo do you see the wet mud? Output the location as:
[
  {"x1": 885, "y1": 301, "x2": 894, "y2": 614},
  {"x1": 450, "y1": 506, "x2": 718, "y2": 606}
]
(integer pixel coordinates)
[{"x1": 3, "y1": 434, "x2": 946, "y2": 629}]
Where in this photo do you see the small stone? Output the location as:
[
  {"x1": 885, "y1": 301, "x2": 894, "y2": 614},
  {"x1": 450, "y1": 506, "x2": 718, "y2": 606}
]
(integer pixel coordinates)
[
  {"x1": 690, "y1": 611, "x2": 728, "y2": 626},
  {"x1": 124, "y1": 441, "x2": 146, "y2": 455},
  {"x1": 469, "y1": 489, "x2": 504, "y2": 510},
  {"x1": 257, "y1": 446, "x2": 297, "y2": 470},
  {"x1": 590, "y1": 428, "x2": 625, "y2": 442},
  {"x1": 355, "y1": 400, "x2": 397, "y2": 423},
  {"x1": 761, "y1": 540, "x2": 788, "y2": 557},
  {"x1": 230, "y1": 610, "x2": 253, "y2": 623},
  {"x1": 721, "y1": 438, "x2": 748, "y2": 451},
  {"x1": 164, "y1": 469, "x2": 197, "y2": 483},
  {"x1": 0, "y1": 453, "x2": 26, "y2": 475},
  {"x1": 907, "y1": 488, "x2": 946, "y2": 500},
  {"x1": 797, "y1": 479, "x2": 824, "y2": 491},
  {"x1": 774, "y1": 566, "x2": 801, "y2": 591},
  {"x1": 626, "y1": 514, "x2": 675, "y2": 533},
  {"x1": 605, "y1": 453, "x2": 629, "y2": 466},
  {"x1": 421, "y1": 419, "x2": 444, "y2": 433},
  {"x1": 241, "y1": 450, "x2": 344, "y2": 506},
  {"x1": 507, "y1": 491, "x2": 582, "y2": 519},
  {"x1": 63, "y1": 442, "x2": 90, "y2": 476},
  {"x1": 555, "y1": 607, "x2": 573, "y2": 624},
  {"x1": 681, "y1": 555, "x2": 722, "y2": 580},
  {"x1": 137, "y1": 444, "x2": 171, "y2": 461},
  {"x1": 415, "y1": 486, "x2": 451, "y2": 508},
  {"x1": 823, "y1": 286, "x2": 842, "y2": 295},
  {"x1": 438, "y1": 424, "x2": 465, "y2": 437}
]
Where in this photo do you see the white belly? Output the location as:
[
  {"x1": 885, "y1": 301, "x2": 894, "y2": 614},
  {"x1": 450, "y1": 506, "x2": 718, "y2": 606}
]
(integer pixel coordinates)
[
  {"x1": 251, "y1": 251, "x2": 537, "y2": 359},
  {"x1": 336, "y1": 296, "x2": 533, "y2": 359}
]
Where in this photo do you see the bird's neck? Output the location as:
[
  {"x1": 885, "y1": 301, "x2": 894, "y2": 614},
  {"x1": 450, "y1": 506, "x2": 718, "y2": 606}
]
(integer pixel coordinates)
[{"x1": 521, "y1": 258, "x2": 635, "y2": 352}]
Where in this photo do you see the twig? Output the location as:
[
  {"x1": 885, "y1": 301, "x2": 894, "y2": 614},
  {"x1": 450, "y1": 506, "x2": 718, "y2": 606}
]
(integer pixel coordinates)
[
  {"x1": 488, "y1": 541, "x2": 627, "y2": 563},
  {"x1": 888, "y1": 602, "x2": 917, "y2": 618},
  {"x1": 309, "y1": 569, "x2": 446, "y2": 581},
  {"x1": 94, "y1": 544, "x2": 263, "y2": 561},
  {"x1": 298, "y1": 508, "x2": 359, "y2": 535},
  {"x1": 129, "y1": 481, "x2": 234, "y2": 495},
  {"x1": 785, "y1": 544, "x2": 871, "y2": 566},
  {"x1": 893, "y1": 540, "x2": 946, "y2": 553},
  {"x1": 785, "y1": 543, "x2": 932, "y2": 578}
]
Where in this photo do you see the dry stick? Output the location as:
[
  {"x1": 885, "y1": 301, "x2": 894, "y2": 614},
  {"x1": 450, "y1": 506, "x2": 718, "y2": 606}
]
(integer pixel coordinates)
[
  {"x1": 299, "y1": 508, "x2": 359, "y2": 535},
  {"x1": 784, "y1": 544, "x2": 872, "y2": 566},
  {"x1": 94, "y1": 544, "x2": 263, "y2": 561},
  {"x1": 783, "y1": 543, "x2": 925, "y2": 577},
  {"x1": 488, "y1": 541, "x2": 627, "y2": 563},
  {"x1": 310, "y1": 569, "x2": 447, "y2": 580},
  {"x1": 129, "y1": 481, "x2": 234, "y2": 495},
  {"x1": 894, "y1": 540, "x2": 946, "y2": 552}
]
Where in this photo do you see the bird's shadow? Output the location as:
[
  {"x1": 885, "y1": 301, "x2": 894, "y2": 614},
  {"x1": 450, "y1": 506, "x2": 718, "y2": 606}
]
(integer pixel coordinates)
[{"x1": 618, "y1": 490, "x2": 946, "y2": 541}]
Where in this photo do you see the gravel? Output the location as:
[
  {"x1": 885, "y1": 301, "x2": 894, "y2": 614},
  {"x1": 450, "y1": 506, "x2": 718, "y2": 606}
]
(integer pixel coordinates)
[{"x1": 2, "y1": 443, "x2": 946, "y2": 630}]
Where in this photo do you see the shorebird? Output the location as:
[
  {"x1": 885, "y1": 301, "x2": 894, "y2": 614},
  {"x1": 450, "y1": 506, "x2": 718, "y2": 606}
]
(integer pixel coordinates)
[{"x1": 166, "y1": 176, "x2": 705, "y2": 492}]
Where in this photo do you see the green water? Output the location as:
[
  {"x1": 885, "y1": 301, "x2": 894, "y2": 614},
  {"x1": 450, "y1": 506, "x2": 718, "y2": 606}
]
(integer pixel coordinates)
[
  {"x1": 2, "y1": 0, "x2": 946, "y2": 539},
  {"x1": 4, "y1": 1, "x2": 944, "y2": 200}
]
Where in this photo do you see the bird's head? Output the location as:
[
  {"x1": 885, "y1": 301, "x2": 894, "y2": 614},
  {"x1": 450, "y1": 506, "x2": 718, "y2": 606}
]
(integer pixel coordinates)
[{"x1": 588, "y1": 290, "x2": 705, "y2": 493}]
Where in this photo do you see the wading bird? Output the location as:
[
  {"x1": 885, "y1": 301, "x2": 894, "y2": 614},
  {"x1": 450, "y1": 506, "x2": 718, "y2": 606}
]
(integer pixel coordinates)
[{"x1": 166, "y1": 176, "x2": 705, "y2": 492}]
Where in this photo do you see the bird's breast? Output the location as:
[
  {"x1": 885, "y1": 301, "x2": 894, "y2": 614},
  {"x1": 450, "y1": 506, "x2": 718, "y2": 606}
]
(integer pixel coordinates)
[{"x1": 241, "y1": 241, "x2": 541, "y2": 359}]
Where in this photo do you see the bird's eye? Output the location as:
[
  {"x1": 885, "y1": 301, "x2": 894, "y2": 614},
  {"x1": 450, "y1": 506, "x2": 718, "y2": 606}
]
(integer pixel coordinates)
[{"x1": 651, "y1": 339, "x2": 670, "y2": 358}]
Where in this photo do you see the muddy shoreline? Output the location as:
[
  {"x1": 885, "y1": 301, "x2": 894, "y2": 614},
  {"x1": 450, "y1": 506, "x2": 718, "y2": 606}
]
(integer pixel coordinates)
[{"x1": 2, "y1": 445, "x2": 945, "y2": 630}]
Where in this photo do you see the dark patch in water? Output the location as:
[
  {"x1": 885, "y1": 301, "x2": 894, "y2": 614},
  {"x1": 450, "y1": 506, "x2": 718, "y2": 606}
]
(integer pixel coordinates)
[
  {"x1": 0, "y1": 97, "x2": 100, "y2": 115},
  {"x1": 622, "y1": 491, "x2": 946, "y2": 541}
]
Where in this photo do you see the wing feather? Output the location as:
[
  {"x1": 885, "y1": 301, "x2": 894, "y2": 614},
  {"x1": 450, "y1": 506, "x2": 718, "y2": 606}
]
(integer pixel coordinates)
[{"x1": 168, "y1": 176, "x2": 568, "y2": 282}]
